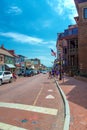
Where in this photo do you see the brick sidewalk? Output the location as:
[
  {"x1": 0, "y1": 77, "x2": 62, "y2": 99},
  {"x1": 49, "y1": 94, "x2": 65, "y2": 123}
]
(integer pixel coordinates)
[{"x1": 58, "y1": 76, "x2": 87, "y2": 130}]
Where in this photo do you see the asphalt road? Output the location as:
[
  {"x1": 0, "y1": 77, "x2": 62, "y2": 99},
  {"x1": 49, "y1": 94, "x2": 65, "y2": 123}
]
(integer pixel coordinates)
[{"x1": 0, "y1": 73, "x2": 64, "y2": 130}]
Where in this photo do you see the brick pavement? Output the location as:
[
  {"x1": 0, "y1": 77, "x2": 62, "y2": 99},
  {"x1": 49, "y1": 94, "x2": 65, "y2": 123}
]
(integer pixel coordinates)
[
  {"x1": 58, "y1": 76, "x2": 87, "y2": 130},
  {"x1": 0, "y1": 74, "x2": 65, "y2": 130}
]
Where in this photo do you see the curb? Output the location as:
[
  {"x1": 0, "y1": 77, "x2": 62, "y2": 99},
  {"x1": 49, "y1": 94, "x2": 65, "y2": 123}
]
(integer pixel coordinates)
[{"x1": 54, "y1": 79, "x2": 70, "y2": 130}]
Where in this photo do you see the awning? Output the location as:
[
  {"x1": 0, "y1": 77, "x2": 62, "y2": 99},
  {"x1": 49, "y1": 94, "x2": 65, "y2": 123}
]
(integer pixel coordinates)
[{"x1": 5, "y1": 64, "x2": 16, "y2": 68}]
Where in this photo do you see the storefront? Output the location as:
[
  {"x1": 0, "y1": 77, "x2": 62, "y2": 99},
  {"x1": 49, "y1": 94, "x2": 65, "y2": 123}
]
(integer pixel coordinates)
[{"x1": 5, "y1": 64, "x2": 16, "y2": 72}]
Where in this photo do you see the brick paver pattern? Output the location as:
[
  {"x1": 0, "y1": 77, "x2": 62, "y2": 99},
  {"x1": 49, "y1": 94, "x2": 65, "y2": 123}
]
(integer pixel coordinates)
[{"x1": 59, "y1": 76, "x2": 87, "y2": 130}]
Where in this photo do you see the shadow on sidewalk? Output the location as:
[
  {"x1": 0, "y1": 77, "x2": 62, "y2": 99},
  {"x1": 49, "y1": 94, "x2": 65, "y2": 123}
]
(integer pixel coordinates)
[{"x1": 59, "y1": 76, "x2": 87, "y2": 109}]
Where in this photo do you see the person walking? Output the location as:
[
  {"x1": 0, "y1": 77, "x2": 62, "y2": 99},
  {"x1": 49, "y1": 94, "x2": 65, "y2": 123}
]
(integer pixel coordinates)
[
  {"x1": 48, "y1": 71, "x2": 52, "y2": 79},
  {"x1": 56, "y1": 70, "x2": 59, "y2": 79},
  {"x1": 12, "y1": 72, "x2": 17, "y2": 81}
]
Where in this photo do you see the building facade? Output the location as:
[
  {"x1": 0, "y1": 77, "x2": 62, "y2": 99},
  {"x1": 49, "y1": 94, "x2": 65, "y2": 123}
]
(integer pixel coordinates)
[
  {"x1": 0, "y1": 47, "x2": 15, "y2": 72},
  {"x1": 74, "y1": 0, "x2": 87, "y2": 76},
  {"x1": 56, "y1": 25, "x2": 78, "y2": 76},
  {"x1": 30, "y1": 58, "x2": 41, "y2": 70}
]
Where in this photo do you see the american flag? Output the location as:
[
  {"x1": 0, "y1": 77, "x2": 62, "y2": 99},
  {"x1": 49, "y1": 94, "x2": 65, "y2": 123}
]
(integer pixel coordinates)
[{"x1": 51, "y1": 49, "x2": 56, "y2": 57}]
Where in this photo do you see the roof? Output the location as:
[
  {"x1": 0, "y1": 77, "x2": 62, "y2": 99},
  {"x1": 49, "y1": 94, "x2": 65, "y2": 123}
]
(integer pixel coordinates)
[
  {"x1": 18, "y1": 55, "x2": 26, "y2": 58},
  {"x1": 74, "y1": 0, "x2": 87, "y2": 3},
  {"x1": 8, "y1": 50, "x2": 19, "y2": 58},
  {"x1": 58, "y1": 25, "x2": 78, "y2": 40},
  {"x1": 0, "y1": 48, "x2": 14, "y2": 57}
]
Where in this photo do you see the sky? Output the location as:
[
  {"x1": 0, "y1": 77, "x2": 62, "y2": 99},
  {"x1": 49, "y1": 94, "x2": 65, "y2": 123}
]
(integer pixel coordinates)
[{"x1": 0, "y1": 0, "x2": 77, "y2": 67}]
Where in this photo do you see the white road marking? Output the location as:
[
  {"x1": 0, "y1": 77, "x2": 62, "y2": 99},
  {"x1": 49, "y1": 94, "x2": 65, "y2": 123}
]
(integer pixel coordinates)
[
  {"x1": 0, "y1": 102, "x2": 58, "y2": 115},
  {"x1": 0, "y1": 122, "x2": 27, "y2": 130},
  {"x1": 48, "y1": 89, "x2": 53, "y2": 92},
  {"x1": 45, "y1": 95, "x2": 55, "y2": 99}
]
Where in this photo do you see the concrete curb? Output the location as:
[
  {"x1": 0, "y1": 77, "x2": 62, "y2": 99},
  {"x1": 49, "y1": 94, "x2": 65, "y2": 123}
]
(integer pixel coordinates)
[{"x1": 54, "y1": 79, "x2": 70, "y2": 130}]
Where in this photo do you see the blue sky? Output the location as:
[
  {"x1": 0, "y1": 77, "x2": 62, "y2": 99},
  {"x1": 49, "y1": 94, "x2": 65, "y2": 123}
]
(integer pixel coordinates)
[{"x1": 0, "y1": 0, "x2": 77, "y2": 67}]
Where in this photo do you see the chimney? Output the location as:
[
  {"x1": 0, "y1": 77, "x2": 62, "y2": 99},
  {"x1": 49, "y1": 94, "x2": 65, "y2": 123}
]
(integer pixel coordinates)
[{"x1": 1, "y1": 44, "x2": 4, "y2": 49}]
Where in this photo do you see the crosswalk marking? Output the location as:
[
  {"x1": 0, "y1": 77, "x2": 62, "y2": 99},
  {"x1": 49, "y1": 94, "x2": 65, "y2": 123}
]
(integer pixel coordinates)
[
  {"x1": 0, "y1": 122, "x2": 27, "y2": 130},
  {"x1": 0, "y1": 102, "x2": 58, "y2": 115}
]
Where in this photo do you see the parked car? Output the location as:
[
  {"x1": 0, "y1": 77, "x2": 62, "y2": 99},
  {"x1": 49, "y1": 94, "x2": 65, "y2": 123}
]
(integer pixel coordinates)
[
  {"x1": 23, "y1": 70, "x2": 34, "y2": 77},
  {"x1": 40, "y1": 70, "x2": 48, "y2": 74},
  {"x1": 17, "y1": 71, "x2": 24, "y2": 76},
  {"x1": 0, "y1": 71, "x2": 13, "y2": 85},
  {"x1": 32, "y1": 70, "x2": 38, "y2": 75}
]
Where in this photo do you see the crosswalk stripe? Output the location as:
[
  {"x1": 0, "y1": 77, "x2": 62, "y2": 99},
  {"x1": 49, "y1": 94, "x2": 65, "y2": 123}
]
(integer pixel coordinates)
[
  {"x1": 0, "y1": 122, "x2": 27, "y2": 130},
  {"x1": 0, "y1": 102, "x2": 58, "y2": 115}
]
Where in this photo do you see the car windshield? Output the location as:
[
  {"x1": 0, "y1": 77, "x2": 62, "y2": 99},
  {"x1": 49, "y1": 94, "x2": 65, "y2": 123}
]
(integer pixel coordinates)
[{"x1": 0, "y1": 72, "x2": 3, "y2": 75}]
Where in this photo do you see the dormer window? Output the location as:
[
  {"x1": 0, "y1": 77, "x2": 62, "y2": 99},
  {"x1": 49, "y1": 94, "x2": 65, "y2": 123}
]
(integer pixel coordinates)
[{"x1": 83, "y1": 8, "x2": 87, "y2": 19}]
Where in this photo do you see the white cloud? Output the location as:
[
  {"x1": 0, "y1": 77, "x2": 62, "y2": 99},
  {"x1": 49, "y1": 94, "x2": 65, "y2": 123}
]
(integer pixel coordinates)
[
  {"x1": 0, "y1": 32, "x2": 43, "y2": 44},
  {"x1": 7, "y1": 6, "x2": 22, "y2": 15},
  {"x1": 0, "y1": 32, "x2": 56, "y2": 47},
  {"x1": 47, "y1": 0, "x2": 78, "y2": 23},
  {"x1": 0, "y1": 31, "x2": 56, "y2": 67}
]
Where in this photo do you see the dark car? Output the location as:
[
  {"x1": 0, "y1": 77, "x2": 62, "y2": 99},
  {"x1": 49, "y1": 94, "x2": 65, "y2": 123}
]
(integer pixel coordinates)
[
  {"x1": 40, "y1": 70, "x2": 47, "y2": 74},
  {"x1": 18, "y1": 72, "x2": 24, "y2": 76},
  {"x1": 23, "y1": 70, "x2": 33, "y2": 77},
  {"x1": 32, "y1": 70, "x2": 38, "y2": 75},
  {"x1": 24, "y1": 70, "x2": 31, "y2": 77}
]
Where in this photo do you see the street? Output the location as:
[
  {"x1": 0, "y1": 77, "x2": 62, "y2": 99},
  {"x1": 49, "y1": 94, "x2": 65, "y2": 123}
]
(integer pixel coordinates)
[{"x1": 0, "y1": 73, "x2": 64, "y2": 130}]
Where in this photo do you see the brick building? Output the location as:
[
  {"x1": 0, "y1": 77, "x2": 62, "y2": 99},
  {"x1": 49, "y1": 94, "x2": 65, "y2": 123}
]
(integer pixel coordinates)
[
  {"x1": 30, "y1": 58, "x2": 41, "y2": 70},
  {"x1": 56, "y1": 25, "x2": 78, "y2": 75},
  {"x1": 74, "y1": 0, "x2": 87, "y2": 76}
]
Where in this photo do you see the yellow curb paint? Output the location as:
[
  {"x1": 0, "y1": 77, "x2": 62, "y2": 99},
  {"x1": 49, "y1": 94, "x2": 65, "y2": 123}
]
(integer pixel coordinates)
[
  {"x1": 0, "y1": 122, "x2": 27, "y2": 130},
  {"x1": 0, "y1": 102, "x2": 58, "y2": 115}
]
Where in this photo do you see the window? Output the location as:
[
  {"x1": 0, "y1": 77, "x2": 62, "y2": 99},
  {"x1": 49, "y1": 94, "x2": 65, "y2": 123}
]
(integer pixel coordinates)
[
  {"x1": 83, "y1": 8, "x2": 87, "y2": 19},
  {"x1": 72, "y1": 28, "x2": 78, "y2": 35},
  {"x1": 4, "y1": 72, "x2": 11, "y2": 75},
  {"x1": 68, "y1": 29, "x2": 72, "y2": 35}
]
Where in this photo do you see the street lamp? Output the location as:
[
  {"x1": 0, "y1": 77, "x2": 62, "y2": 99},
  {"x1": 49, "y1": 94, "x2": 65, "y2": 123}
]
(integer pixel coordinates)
[{"x1": 59, "y1": 54, "x2": 62, "y2": 80}]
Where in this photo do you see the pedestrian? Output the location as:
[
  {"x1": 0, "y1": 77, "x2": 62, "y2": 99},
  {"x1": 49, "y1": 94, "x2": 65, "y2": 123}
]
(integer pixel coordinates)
[
  {"x1": 48, "y1": 71, "x2": 52, "y2": 78},
  {"x1": 62, "y1": 69, "x2": 64, "y2": 83},
  {"x1": 51, "y1": 69, "x2": 54, "y2": 78},
  {"x1": 13, "y1": 72, "x2": 17, "y2": 81},
  {"x1": 56, "y1": 70, "x2": 59, "y2": 79}
]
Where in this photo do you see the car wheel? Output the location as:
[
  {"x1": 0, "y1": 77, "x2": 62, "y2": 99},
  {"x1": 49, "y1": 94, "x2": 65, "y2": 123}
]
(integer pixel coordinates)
[
  {"x1": 9, "y1": 78, "x2": 13, "y2": 83},
  {"x1": 0, "y1": 80, "x2": 2, "y2": 86}
]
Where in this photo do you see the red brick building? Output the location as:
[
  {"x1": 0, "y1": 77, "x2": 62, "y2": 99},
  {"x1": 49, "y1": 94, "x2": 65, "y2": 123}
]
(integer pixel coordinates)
[
  {"x1": 56, "y1": 25, "x2": 78, "y2": 75},
  {"x1": 74, "y1": 0, "x2": 87, "y2": 76}
]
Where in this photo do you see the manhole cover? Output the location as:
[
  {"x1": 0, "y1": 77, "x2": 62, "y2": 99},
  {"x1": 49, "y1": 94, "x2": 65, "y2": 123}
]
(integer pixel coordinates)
[
  {"x1": 21, "y1": 119, "x2": 28, "y2": 123},
  {"x1": 32, "y1": 121, "x2": 38, "y2": 124}
]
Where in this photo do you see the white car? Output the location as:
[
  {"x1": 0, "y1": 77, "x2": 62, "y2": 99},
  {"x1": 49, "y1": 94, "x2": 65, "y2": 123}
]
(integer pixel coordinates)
[{"x1": 0, "y1": 71, "x2": 13, "y2": 85}]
